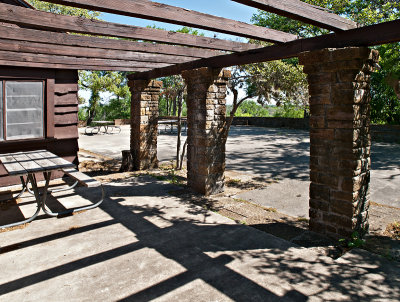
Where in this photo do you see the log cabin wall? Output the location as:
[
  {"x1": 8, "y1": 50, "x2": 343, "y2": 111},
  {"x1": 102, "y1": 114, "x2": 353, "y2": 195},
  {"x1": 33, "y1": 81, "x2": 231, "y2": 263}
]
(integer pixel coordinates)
[{"x1": 0, "y1": 66, "x2": 79, "y2": 186}]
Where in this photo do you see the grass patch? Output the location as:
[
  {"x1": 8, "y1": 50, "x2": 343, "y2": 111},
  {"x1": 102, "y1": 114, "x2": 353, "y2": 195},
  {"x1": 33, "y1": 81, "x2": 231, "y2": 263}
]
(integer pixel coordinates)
[
  {"x1": 297, "y1": 217, "x2": 309, "y2": 223},
  {"x1": 385, "y1": 221, "x2": 400, "y2": 240}
]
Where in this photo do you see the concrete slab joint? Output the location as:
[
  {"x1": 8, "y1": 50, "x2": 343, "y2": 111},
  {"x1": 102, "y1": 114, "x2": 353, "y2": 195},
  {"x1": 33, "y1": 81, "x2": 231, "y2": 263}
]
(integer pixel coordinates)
[
  {"x1": 182, "y1": 67, "x2": 231, "y2": 196},
  {"x1": 299, "y1": 47, "x2": 379, "y2": 238},
  {"x1": 126, "y1": 79, "x2": 162, "y2": 171}
]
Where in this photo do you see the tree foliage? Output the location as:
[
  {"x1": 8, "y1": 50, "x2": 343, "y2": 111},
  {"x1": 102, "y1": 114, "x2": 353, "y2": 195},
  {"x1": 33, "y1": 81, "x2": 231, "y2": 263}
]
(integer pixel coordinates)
[
  {"x1": 252, "y1": 0, "x2": 400, "y2": 124},
  {"x1": 26, "y1": 0, "x2": 100, "y2": 18},
  {"x1": 79, "y1": 71, "x2": 130, "y2": 124},
  {"x1": 237, "y1": 59, "x2": 308, "y2": 107},
  {"x1": 160, "y1": 75, "x2": 186, "y2": 117}
]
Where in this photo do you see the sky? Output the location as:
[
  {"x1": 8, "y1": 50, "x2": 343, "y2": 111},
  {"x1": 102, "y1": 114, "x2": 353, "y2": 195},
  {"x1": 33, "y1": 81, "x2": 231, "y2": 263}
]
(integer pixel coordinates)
[
  {"x1": 101, "y1": 0, "x2": 259, "y2": 41},
  {"x1": 80, "y1": 0, "x2": 259, "y2": 104}
]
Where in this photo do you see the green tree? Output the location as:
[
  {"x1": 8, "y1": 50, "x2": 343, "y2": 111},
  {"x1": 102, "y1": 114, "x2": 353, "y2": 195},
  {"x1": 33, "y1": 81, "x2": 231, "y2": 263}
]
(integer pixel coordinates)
[
  {"x1": 224, "y1": 60, "x2": 308, "y2": 138},
  {"x1": 26, "y1": 0, "x2": 100, "y2": 18},
  {"x1": 252, "y1": 0, "x2": 400, "y2": 124},
  {"x1": 79, "y1": 71, "x2": 130, "y2": 124}
]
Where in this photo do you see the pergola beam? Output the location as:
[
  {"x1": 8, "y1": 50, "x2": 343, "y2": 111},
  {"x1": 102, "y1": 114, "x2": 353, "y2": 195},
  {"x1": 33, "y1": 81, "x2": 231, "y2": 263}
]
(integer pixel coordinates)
[
  {"x1": 36, "y1": 0, "x2": 298, "y2": 43},
  {"x1": 0, "y1": 50, "x2": 172, "y2": 69},
  {"x1": 0, "y1": 37, "x2": 195, "y2": 64},
  {"x1": 131, "y1": 19, "x2": 400, "y2": 80},
  {"x1": 232, "y1": 0, "x2": 357, "y2": 31},
  {"x1": 0, "y1": 60, "x2": 148, "y2": 71},
  {"x1": 0, "y1": 3, "x2": 260, "y2": 52},
  {"x1": 0, "y1": 25, "x2": 221, "y2": 59}
]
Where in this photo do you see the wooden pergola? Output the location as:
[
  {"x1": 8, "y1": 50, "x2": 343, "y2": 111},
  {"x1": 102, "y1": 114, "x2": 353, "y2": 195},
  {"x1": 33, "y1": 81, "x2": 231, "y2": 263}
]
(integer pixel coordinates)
[
  {"x1": 0, "y1": 0, "x2": 398, "y2": 73},
  {"x1": 1, "y1": 0, "x2": 400, "y2": 238}
]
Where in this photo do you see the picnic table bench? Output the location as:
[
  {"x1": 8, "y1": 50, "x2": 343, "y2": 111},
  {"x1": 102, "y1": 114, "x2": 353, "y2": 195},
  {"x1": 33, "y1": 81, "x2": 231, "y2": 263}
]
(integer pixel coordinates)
[
  {"x1": 0, "y1": 150, "x2": 104, "y2": 230},
  {"x1": 85, "y1": 121, "x2": 121, "y2": 135}
]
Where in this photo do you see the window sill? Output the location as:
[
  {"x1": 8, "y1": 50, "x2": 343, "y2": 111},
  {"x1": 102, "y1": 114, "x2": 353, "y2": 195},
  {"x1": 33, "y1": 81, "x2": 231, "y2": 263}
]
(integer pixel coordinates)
[{"x1": 0, "y1": 138, "x2": 57, "y2": 145}]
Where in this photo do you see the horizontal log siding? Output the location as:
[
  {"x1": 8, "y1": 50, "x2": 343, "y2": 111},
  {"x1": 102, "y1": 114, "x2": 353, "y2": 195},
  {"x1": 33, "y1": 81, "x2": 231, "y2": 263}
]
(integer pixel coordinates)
[{"x1": 0, "y1": 67, "x2": 79, "y2": 187}]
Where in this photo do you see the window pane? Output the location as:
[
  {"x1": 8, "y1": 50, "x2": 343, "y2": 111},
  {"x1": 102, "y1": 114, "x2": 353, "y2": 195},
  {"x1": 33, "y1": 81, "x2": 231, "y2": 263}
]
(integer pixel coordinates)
[
  {"x1": 0, "y1": 81, "x2": 3, "y2": 141},
  {"x1": 6, "y1": 82, "x2": 43, "y2": 140}
]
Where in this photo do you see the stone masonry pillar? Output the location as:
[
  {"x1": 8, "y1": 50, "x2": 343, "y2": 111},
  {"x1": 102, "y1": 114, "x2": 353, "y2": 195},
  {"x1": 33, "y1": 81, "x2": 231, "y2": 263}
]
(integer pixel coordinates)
[
  {"x1": 299, "y1": 47, "x2": 379, "y2": 238},
  {"x1": 182, "y1": 68, "x2": 231, "y2": 196},
  {"x1": 128, "y1": 79, "x2": 162, "y2": 170}
]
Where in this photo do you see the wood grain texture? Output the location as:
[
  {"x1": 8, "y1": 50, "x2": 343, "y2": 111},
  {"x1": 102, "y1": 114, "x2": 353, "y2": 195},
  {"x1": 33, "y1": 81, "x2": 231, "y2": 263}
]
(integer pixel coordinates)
[
  {"x1": 26, "y1": 151, "x2": 60, "y2": 171},
  {"x1": 131, "y1": 19, "x2": 400, "y2": 80},
  {"x1": 46, "y1": 78, "x2": 55, "y2": 138},
  {"x1": 55, "y1": 113, "x2": 79, "y2": 125},
  {"x1": 41, "y1": 150, "x2": 75, "y2": 167},
  {"x1": 232, "y1": 0, "x2": 356, "y2": 31},
  {"x1": 0, "y1": 3, "x2": 259, "y2": 52},
  {"x1": 0, "y1": 50, "x2": 171, "y2": 69},
  {"x1": 54, "y1": 125, "x2": 79, "y2": 139},
  {"x1": 54, "y1": 84, "x2": 78, "y2": 95},
  {"x1": 12, "y1": 153, "x2": 43, "y2": 173},
  {"x1": 35, "y1": 0, "x2": 297, "y2": 42},
  {"x1": 0, "y1": 59, "x2": 150, "y2": 71},
  {"x1": 55, "y1": 105, "x2": 78, "y2": 114},
  {"x1": 54, "y1": 94, "x2": 79, "y2": 106},
  {"x1": 0, "y1": 154, "x2": 26, "y2": 175},
  {"x1": 0, "y1": 38, "x2": 196, "y2": 64},
  {"x1": 0, "y1": 25, "x2": 223, "y2": 59},
  {"x1": 63, "y1": 168, "x2": 100, "y2": 187}
]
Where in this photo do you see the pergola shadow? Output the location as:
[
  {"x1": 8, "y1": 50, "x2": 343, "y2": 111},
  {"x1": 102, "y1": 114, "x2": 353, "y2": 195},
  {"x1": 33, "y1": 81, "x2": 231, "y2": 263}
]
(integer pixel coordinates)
[{"x1": 1, "y1": 176, "x2": 399, "y2": 300}]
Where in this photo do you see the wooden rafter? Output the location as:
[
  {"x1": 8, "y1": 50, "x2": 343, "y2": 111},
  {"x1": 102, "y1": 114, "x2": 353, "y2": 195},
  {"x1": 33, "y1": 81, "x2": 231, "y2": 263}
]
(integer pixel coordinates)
[
  {"x1": 35, "y1": 0, "x2": 298, "y2": 43},
  {"x1": 232, "y1": 0, "x2": 357, "y2": 31},
  {"x1": 0, "y1": 38, "x2": 196, "y2": 64},
  {"x1": 0, "y1": 50, "x2": 172, "y2": 69},
  {"x1": 0, "y1": 25, "x2": 221, "y2": 59},
  {"x1": 130, "y1": 19, "x2": 400, "y2": 80},
  {"x1": 0, "y1": 3, "x2": 260, "y2": 52},
  {"x1": 0, "y1": 59, "x2": 147, "y2": 71}
]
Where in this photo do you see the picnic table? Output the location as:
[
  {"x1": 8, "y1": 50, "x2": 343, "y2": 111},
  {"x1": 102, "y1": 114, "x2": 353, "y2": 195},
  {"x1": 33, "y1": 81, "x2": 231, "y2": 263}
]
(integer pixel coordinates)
[
  {"x1": 0, "y1": 150, "x2": 104, "y2": 230},
  {"x1": 158, "y1": 118, "x2": 187, "y2": 133},
  {"x1": 85, "y1": 121, "x2": 121, "y2": 135}
]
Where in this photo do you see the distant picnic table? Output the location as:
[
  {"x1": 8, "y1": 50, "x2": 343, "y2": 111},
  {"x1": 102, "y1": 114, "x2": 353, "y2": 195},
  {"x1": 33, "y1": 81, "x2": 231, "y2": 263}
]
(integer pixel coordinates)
[
  {"x1": 158, "y1": 117, "x2": 187, "y2": 133},
  {"x1": 85, "y1": 121, "x2": 121, "y2": 135}
]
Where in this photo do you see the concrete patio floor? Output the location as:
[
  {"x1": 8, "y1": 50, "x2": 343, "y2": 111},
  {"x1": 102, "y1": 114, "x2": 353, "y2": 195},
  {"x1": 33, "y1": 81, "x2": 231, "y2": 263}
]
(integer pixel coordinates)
[
  {"x1": 1, "y1": 175, "x2": 399, "y2": 301},
  {"x1": 78, "y1": 125, "x2": 400, "y2": 214}
]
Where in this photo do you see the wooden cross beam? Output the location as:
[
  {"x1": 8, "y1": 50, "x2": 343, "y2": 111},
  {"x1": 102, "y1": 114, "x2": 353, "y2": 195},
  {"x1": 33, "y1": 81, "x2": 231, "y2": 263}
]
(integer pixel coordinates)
[
  {"x1": 0, "y1": 60, "x2": 149, "y2": 71},
  {"x1": 35, "y1": 0, "x2": 298, "y2": 42},
  {"x1": 0, "y1": 50, "x2": 172, "y2": 69},
  {"x1": 0, "y1": 25, "x2": 221, "y2": 59},
  {"x1": 130, "y1": 19, "x2": 400, "y2": 80},
  {"x1": 0, "y1": 38, "x2": 197, "y2": 64},
  {"x1": 0, "y1": 3, "x2": 259, "y2": 52},
  {"x1": 232, "y1": 0, "x2": 357, "y2": 31}
]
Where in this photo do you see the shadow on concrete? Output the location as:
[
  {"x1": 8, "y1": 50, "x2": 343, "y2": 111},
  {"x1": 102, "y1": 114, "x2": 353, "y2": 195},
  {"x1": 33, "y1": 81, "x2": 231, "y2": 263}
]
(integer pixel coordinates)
[
  {"x1": 1, "y1": 176, "x2": 399, "y2": 300},
  {"x1": 226, "y1": 126, "x2": 400, "y2": 181},
  {"x1": 226, "y1": 127, "x2": 310, "y2": 180}
]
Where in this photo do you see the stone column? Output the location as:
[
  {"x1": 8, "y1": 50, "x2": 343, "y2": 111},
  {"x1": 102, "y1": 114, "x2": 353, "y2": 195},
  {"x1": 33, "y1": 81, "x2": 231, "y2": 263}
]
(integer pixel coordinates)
[
  {"x1": 299, "y1": 47, "x2": 379, "y2": 238},
  {"x1": 127, "y1": 79, "x2": 162, "y2": 171},
  {"x1": 182, "y1": 68, "x2": 231, "y2": 196}
]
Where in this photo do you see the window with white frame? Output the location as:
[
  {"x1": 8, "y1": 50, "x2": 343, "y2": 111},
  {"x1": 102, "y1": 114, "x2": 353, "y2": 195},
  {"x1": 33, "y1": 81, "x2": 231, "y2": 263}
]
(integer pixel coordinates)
[{"x1": 1, "y1": 81, "x2": 44, "y2": 141}]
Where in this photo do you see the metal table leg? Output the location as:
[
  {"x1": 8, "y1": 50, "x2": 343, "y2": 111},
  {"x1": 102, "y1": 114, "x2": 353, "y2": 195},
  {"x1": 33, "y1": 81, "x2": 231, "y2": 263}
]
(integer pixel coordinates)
[
  {"x1": 0, "y1": 174, "x2": 44, "y2": 230},
  {"x1": 40, "y1": 171, "x2": 104, "y2": 217}
]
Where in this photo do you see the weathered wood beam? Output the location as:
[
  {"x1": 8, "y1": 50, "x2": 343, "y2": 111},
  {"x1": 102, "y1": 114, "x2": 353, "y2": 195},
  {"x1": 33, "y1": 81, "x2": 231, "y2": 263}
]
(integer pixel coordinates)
[
  {"x1": 36, "y1": 0, "x2": 298, "y2": 42},
  {"x1": 130, "y1": 19, "x2": 400, "y2": 80},
  {"x1": 0, "y1": 3, "x2": 259, "y2": 52},
  {"x1": 0, "y1": 60, "x2": 148, "y2": 71},
  {"x1": 0, "y1": 24, "x2": 219, "y2": 59},
  {"x1": 0, "y1": 37, "x2": 195, "y2": 64},
  {"x1": 232, "y1": 0, "x2": 356, "y2": 31},
  {"x1": 0, "y1": 50, "x2": 171, "y2": 69}
]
